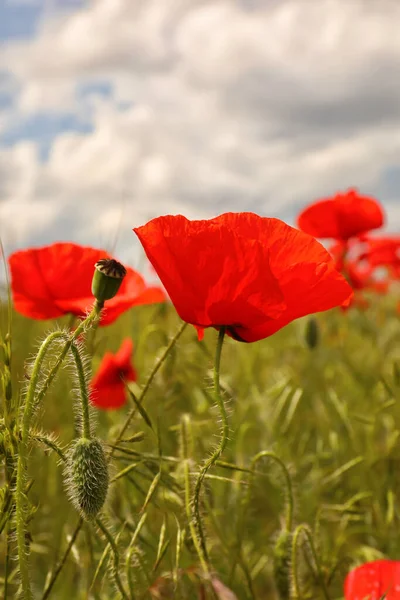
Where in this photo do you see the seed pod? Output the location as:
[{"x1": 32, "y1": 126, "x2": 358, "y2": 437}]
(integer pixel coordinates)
[
  {"x1": 273, "y1": 529, "x2": 292, "y2": 600},
  {"x1": 305, "y1": 317, "x2": 319, "y2": 349},
  {"x1": 91, "y1": 258, "x2": 126, "y2": 303},
  {"x1": 66, "y1": 438, "x2": 109, "y2": 520}
]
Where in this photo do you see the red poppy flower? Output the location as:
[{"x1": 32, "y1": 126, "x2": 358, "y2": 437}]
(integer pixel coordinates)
[
  {"x1": 297, "y1": 189, "x2": 384, "y2": 241},
  {"x1": 344, "y1": 559, "x2": 400, "y2": 599},
  {"x1": 361, "y1": 236, "x2": 400, "y2": 269},
  {"x1": 90, "y1": 338, "x2": 136, "y2": 409},
  {"x1": 348, "y1": 263, "x2": 389, "y2": 295},
  {"x1": 133, "y1": 212, "x2": 353, "y2": 343},
  {"x1": 9, "y1": 242, "x2": 166, "y2": 326},
  {"x1": 346, "y1": 261, "x2": 377, "y2": 291}
]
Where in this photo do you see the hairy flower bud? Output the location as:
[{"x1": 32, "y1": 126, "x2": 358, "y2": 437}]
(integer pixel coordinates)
[
  {"x1": 65, "y1": 438, "x2": 109, "y2": 520},
  {"x1": 273, "y1": 529, "x2": 292, "y2": 599},
  {"x1": 91, "y1": 258, "x2": 126, "y2": 303}
]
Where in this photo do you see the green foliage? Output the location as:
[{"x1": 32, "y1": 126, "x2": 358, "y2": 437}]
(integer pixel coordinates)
[
  {"x1": 273, "y1": 530, "x2": 292, "y2": 599},
  {"x1": 1, "y1": 295, "x2": 400, "y2": 599}
]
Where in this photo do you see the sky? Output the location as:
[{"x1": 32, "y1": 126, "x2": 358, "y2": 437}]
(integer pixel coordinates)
[{"x1": 1, "y1": 0, "x2": 400, "y2": 266}]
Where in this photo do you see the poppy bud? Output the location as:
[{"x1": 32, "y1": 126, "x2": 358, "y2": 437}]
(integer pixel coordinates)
[
  {"x1": 305, "y1": 317, "x2": 319, "y2": 349},
  {"x1": 65, "y1": 438, "x2": 109, "y2": 520},
  {"x1": 91, "y1": 258, "x2": 126, "y2": 303},
  {"x1": 273, "y1": 529, "x2": 292, "y2": 599}
]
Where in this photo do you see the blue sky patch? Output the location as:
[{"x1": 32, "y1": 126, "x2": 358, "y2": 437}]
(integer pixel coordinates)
[
  {"x1": 0, "y1": 0, "x2": 87, "y2": 41},
  {"x1": 0, "y1": 90, "x2": 13, "y2": 109},
  {"x1": 76, "y1": 81, "x2": 113, "y2": 100},
  {"x1": 0, "y1": 0, "x2": 43, "y2": 40},
  {"x1": 0, "y1": 111, "x2": 93, "y2": 160}
]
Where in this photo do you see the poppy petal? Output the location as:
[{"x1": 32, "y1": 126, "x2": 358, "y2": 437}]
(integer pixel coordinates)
[
  {"x1": 9, "y1": 242, "x2": 165, "y2": 325},
  {"x1": 90, "y1": 381, "x2": 127, "y2": 410},
  {"x1": 297, "y1": 189, "x2": 384, "y2": 241},
  {"x1": 134, "y1": 212, "x2": 352, "y2": 343},
  {"x1": 90, "y1": 339, "x2": 137, "y2": 410},
  {"x1": 344, "y1": 560, "x2": 400, "y2": 600},
  {"x1": 134, "y1": 214, "x2": 286, "y2": 330}
]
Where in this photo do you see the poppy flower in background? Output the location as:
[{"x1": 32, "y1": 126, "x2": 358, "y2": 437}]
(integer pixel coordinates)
[
  {"x1": 297, "y1": 189, "x2": 384, "y2": 241},
  {"x1": 360, "y1": 236, "x2": 400, "y2": 270},
  {"x1": 90, "y1": 338, "x2": 136, "y2": 409},
  {"x1": 345, "y1": 260, "x2": 388, "y2": 294},
  {"x1": 328, "y1": 240, "x2": 391, "y2": 311},
  {"x1": 344, "y1": 559, "x2": 400, "y2": 599},
  {"x1": 9, "y1": 242, "x2": 166, "y2": 326},
  {"x1": 133, "y1": 212, "x2": 353, "y2": 343}
]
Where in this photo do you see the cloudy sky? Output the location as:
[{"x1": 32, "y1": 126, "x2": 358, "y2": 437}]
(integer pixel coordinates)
[{"x1": 1, "y1": 0, "x2": 400, "y2": 265}]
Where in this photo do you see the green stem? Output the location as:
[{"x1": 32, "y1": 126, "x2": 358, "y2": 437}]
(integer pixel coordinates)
[
  {"x1": 96, "y1": 518, "x2": 129, "y2": 600},
  {"x1": 292, "y1": 525, "x2": 331, "y2": 600},
  {"x1": 109, "y1": 321, "x2": 188, "y2": 459},
  {"x1": 15, "y1": 303, "x2": 102, "y2": 599},
  {"x1": 70, "y1": 343, "x2": 91, "y2": 439},
  {"x1": 35, "y1": 302, "x2": 102, "y2": 408},
  {"x1": 249, "y1": 451, "x2": 294, "y2": 532},
  {"x1": 181, "y1": 415, "x2": 210, "y2": 575},
  {"x1": 125, "y1": 513, "x2": 147, "y2": 598},
  {"x1": 33, "y1": 435, "x2": 67, "y2": 462},
  {"x1": 3, "y1": 340, "x2": 14, "y2": 599},
  {"x1": 16, "y1": 330, "x2": 66, "y2": 600},
  {"x1": 230, "y1": 450, "x2": 294, "y2": 590},
  {"x1": 192, "y1": 327, "x2": 226, "y2": 565},
  {"x1": 41, "y1": 519, "x2": 83, "y2": 600}
]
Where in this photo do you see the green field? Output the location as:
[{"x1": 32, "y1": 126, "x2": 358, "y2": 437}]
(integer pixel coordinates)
[{"x1": 1, "y1": 296, "x2": 400, "y2": 599}]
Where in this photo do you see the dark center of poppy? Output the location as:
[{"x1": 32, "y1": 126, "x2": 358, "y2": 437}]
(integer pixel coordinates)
[{"x1": 95, "y1": 258, "x2": 127, "y2": 279}]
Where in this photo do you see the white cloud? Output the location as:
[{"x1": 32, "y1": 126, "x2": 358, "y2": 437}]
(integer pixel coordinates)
[{"x1": 1, "y1": 0, "x2": 400, "y2": 259}]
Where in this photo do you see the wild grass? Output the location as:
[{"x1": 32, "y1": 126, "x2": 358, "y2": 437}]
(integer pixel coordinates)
[{"x1": 1, "y1": 295, "x2": 400, "y2": 599}]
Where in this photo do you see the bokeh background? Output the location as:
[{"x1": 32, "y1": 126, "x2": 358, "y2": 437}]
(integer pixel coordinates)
[{"x1": 1, "y1": 0, "x2": 400, "y2": 263}]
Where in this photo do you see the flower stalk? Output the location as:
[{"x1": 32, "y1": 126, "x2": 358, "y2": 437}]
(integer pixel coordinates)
[
  {"x1": 192, "y1": 326, "x2": 226, "y2": 565},
  {"x1": 15, "y1": 301, "x2": 104, "y2": 598}
]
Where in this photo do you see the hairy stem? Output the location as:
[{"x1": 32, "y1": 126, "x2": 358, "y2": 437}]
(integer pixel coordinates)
[
  {"x1": 249, "y1": 451, "x2": 294, "y2": 532},
  {"x1": 192, "y1": 326, "x2": 226, "y2": 565},
  {"x1": 125, "y1": 513, "x2": 147, "y2": 598},
  {"x1": 70, "y1": 343, "x2": 91, "y2": 439},
  {"x1": 181, "y1": 415, "x2": 209, "y2": 575},
  {"x1": 2, "y1": 334, "x2": 15, "y2": 598},
  {"x1": 230, "y1": 451, "x2": 294, "y2": 587},
  {"x1": 41, "y1": 519, "x2": 83, "y2": 600},
  {"x1": 36, "y1": 302, "x2": 102, "y2": 407},
  {"x1": 96, "y1": 518, "x2": 129, "y2": 600},
  {"x1": 15, "y1": 303, "x2": 102, "y2": 599},
  {"x1": 16, "y1": 330, "x2": 66, "y2": 599},
  {"x1": 292, "y1": 524, "x2": 331, "y2": 600}
]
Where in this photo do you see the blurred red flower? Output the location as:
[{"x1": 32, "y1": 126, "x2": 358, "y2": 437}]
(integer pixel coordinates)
[
  {"x1": 90, "y1": 339, "x2": 136, "y2": 409},
  {"x1": 360, "y1": 236, "x2": 400, "y2": 270},
  {"x1": 330, "y1": 248, "x2": 390, "y2": 312},
  {"x1": 344, "y1": 559, "x2": 400, "y2": 599},
  {"x1": 345, "y1": 260, "x2": 389, "y2": 293},
  {"x1": 133, "y1": 212, "x2": 353, "y2": 342},
  {"x1": 9, "y1": 242, "x2": 166, "y2": 325},
  {"x1": 297, "y1": 189, "x2": 384, "y2": 241}
]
